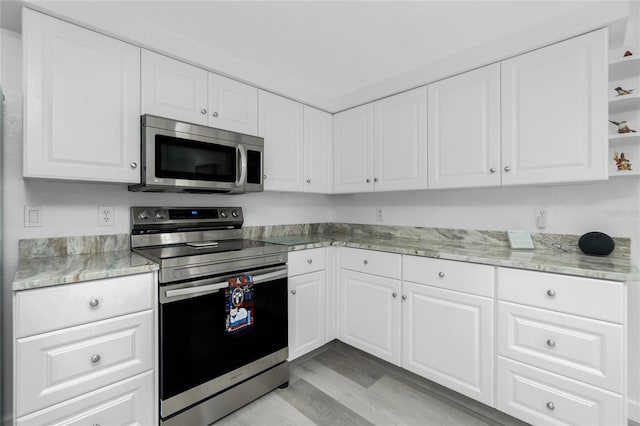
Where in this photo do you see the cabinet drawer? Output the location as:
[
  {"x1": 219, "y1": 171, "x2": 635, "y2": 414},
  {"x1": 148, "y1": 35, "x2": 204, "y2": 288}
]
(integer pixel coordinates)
[
  {"x1": 403, "y1": 256, "x2": 494, "y2": 297},
  {"x1": 17, "y1": 371, "x2": 154, "y2": 426},
  {"x1": 497, "y1": 357, "x2": 624, "y2": 426},
  {"x1": 340, "y1": 247, "x2": 401, "y2": 279},
  {"x1": 498, "y1": 302, "x2": 623, "y2": 393},
  {"x1": 497, "y1": 268, "x2": 623, "y2": 323},
  {"x1": 16, "y1": 273, "x2": 154, "y2": 337},
  {"x1": 288, "y1": 248, "x2": 326, "y2": 276},
  {"x1": 17, "y1": 310, "x2": 153, "y2": 417}
]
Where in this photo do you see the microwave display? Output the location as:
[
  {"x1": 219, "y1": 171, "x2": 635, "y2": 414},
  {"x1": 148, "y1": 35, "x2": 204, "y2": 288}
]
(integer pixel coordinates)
[{"x1": 156, "y1": 135, "x2": 236, "y2": 182}]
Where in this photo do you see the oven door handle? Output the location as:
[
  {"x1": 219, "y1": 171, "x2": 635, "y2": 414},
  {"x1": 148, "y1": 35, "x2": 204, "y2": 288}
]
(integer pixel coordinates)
[{"x1": 164, "y1": 269, "x2": 288, "y2": 299}]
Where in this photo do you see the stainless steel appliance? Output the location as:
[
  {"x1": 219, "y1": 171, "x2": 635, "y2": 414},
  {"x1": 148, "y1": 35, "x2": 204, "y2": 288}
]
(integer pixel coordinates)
[
  {"x1": 131, "y1": 207, "x2": 288, "y2": 425},
  {"x1": 129, "y1": 115, "x2": 264, "y2": 193}
]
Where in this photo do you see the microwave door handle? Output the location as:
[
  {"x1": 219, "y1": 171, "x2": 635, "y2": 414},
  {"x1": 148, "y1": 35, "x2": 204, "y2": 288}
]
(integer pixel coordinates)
[{"x1": 237, "y1": 144, "x2": 247, "y2": 186}]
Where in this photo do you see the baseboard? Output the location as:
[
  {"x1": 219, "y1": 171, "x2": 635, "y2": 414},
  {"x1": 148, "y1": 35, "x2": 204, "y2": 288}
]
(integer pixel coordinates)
[{"x1": 629, "y1": 399, "x2": 640, "y2": 423}]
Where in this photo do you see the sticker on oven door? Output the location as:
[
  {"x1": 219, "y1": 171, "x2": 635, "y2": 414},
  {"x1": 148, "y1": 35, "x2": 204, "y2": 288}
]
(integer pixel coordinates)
[{"x1": 225, "y1": 275, "x2": 254, "y2": 333}]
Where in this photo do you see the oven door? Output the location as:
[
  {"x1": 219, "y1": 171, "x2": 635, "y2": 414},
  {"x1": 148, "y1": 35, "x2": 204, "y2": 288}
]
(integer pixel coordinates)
[{"x1": 159, "y1": 265, "x2": 288, "y2": 418}]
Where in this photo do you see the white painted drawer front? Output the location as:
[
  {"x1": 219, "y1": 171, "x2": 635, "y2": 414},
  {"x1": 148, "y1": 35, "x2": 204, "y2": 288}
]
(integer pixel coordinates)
[
  {"x1": 288, "y1": 248, "x2": 326, "y2": 276},
  {"x1": 17, "y1": 371, "x2": 154, "y2": 426},
  {"x1": 17, "y1": 310, "x2": 153, "y2": 416},
  {"x1": 403, "y1": 256, "x2": 494, "y2": 297},
  {"x1": 497, "y1": 357, "x2": 624, "y2": 426},
  {"x1": 498, "y1": 302, "x2": 623, "y2": 393},
  {"x1": 497, "y1": 268, "x2": 623, "y2": 323},
  {"x1": 340, "y1": 247, "x2": 401, "y2": 279},
  {"x1": 16, "y1": 273, "x2": 154, "y2": 338}
]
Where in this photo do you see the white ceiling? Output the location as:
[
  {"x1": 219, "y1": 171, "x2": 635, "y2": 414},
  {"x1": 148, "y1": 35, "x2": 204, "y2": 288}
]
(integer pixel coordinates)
[{"x1": 0, "y1": 1, "x2": 633, "y2": 111}]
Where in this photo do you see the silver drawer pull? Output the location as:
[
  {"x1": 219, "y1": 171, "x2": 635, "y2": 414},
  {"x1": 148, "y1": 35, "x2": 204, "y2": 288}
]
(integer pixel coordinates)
[
  {"x1": 307, "y1": 259, "x2": 313, "y2": 264},
  {"x1": 401, "y1": 295, "x2": 407, "y2": 300},
  {"x1": 546, "y1": 339, "x2": 556, "y2": 348},
  {"x1": 392, "y1": 292, "x2": 397, "y2": 298},
  {"x1": 91, "y1": 354, "x2": 101, "y2": 364},
  {"x1": 438, "y1": 272, "x2": 445, "y2": 278},
  {"x1": 201, "y1": 108, "x2": 207, "y2": 115},
  {"x1": 89, "y1": 299, "x2": 100, "y2": 308},
  {"x1": 212, "y1": 111, "x2": 219, "y2": 117},
  {"x1": 291, "y1": 290, "x2": 296, "y2": 295},
  {"x1": 546, "y1": 289, "x2": 556, "y2": 297},
  {"x1": 546, "y1": 402, "x2": 555, "y2": 411},
  {"x1": 363, "y1": 260, "x2": 368, "y2": 265}
]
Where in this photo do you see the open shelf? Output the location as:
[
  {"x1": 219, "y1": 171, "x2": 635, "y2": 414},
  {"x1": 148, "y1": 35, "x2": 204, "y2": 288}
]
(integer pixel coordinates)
[
  {"x1": 609, "y1": 133, "x2": 640, "y2": 144},
  {"x1": 608, "y1": 94, "x2": 640, "y2": 114},
  {"x1": 609, "y1": 56, "x2": 640, "y2": 81}
]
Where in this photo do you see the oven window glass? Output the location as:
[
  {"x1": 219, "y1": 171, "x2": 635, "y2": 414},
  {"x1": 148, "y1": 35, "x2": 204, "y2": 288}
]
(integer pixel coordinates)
[
  {"x1": 160, "y1": 276, "x2": 287, "y2": 401},
  {"x1": 246, "y1": 150, "x2": 262, "y2": 184},
  {"x1": 156, "y1": 135, "x2": 236, "y2": 182}
]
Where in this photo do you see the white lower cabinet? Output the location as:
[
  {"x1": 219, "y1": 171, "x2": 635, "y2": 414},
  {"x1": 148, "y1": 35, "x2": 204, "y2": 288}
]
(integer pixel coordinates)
[
  {"x1": 16, "y1": 371, "x2": 154, "y2": 426},
  {"x1": 288, "y1": 248, "x2": 327, "y2": 360},
  {"x1": 14, "y1": 273, "x2": 157, "y2": 425},
  {"x1": 402, "y1": 283, "x2": 494, "y2": 406}
]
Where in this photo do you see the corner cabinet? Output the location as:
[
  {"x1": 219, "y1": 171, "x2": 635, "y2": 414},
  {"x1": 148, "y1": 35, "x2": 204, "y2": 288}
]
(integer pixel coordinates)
[
  {"x1": 23, "y1": 8, "x2": 141, "y2": 183},
  {"x1": 14, "y1": 273, "x2": 157, "y2": 425},
  {"x1": 303, "y1": 106, "x2": 333, "y2": 193},
  {"x1": 500, "y1": 29, "x2": 608, "y2": 185}
]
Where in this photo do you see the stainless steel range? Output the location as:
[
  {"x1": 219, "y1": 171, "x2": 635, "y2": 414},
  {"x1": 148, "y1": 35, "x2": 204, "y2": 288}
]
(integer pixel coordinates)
[{"x1": 131, "y1": 207, "x2": 289, "y2": 425}]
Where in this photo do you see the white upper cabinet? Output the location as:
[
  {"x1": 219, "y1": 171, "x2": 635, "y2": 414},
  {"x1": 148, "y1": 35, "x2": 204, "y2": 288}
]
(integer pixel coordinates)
[
  {"x1": 501, "y1": 29, "x2": 608, "y2": 185},
  {"x1": 374, "y1": 86, "x2": 428, "y2": 192},
  {"x1": 208, "y1": 73, "x2": 258, "y2": 135},
  {"x1": 428, "y1": 64, "x2": 501, "y2": 189},
  {"x1": 141, "y1": 50, "x2": 208, "y2": 125},
  {"x1": 23, "y1": 9, "x2": 141, "y2": 183},
  {"x1": 258, "y1": 90, "x2": 304, "y2": 192},
  {"x1": 333, "y1": 104, "x2": 375, "y2": 193},
  {"x1": 142, "y1": 50, "x2": 258, "y2": 135},
  {"x1": 303, "y1": 106, "x2": 333, "y2": 193}
]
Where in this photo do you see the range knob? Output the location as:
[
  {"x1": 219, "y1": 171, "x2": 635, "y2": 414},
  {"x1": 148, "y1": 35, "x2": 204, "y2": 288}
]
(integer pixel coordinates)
[
  {"x1": 137, "y1": 210, "x2": 150, "y2": 220},
  {"x1": 220, "y1": 210, "x2": 228, "y2": 218},
  {"x1": 155, "y1": 211, "x2": 165, "y2": 220},
  {"x1": 231, "y1": 210, "x2": 239, "y2": 218}
]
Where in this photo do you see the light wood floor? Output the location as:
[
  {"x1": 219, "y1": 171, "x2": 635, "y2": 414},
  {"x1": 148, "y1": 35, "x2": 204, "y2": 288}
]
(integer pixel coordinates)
[{"x1": 216, "y1": 341, "x2": 528, "y2": 426}]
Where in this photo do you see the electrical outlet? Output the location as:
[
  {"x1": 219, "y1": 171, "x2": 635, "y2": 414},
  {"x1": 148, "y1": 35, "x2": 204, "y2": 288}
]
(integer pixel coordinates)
[
  {"x1": 535, "y1": 206, "x2": 549, "y2": 229},
  {"x1": 98, "y1": 206, "x2": 114, "y2": 227},
  {"x1": 24, "y1": 205, "x2": 43, "y2": 227},
  {"x1": 376, "y1": 207, "x2": 384, "y2": 222}
]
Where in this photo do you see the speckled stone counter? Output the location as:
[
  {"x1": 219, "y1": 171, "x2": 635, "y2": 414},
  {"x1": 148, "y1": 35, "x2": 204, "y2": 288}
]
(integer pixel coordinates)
[
  {"x1": 13, "y1": 234, "x2": 158, "y2": 291},
  {"x1": 246, "y1": 223, "x2": 640, "y2": 282}
]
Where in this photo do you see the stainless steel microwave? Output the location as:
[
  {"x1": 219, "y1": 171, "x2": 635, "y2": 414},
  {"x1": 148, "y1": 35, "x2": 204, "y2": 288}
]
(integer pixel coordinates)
[{"x1": 129, "y1": 115, "x2": 263, "y2": 193}]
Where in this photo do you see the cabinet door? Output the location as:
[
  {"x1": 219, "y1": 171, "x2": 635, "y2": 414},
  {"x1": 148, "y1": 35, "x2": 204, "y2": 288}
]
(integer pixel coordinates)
[
  {"x1": 339, "y1": 269, "x2": 401, "y2": 365},
  {"x1": 333, "y1": 104, "x2": 374, "y2": 193},
  {"x1": 141, "y1": 50, "x2": 208, "y2": 125},
  {"x1": 208, "y1": 73, "x2": 258, "y2": 135},
  {"x1": 258, "y1": 91, "x2": 304, "y2": 192},
  {"x1": 428, "y1": 64, "x2": 501, "y2": 189},
  {"x1": 402, "y1": 282, "x2": 494, "y2": 406},
  {"x1": 23, "y1": 9, "x2": 141, "y2": 183},
  {"x1": 501, "y1": 29, "x2": 608, "y2": 185},
  {"x1": 303, "y1": 106, "x2": 333, "y2": 193},
  {"x1": 288, "y1": 271, "x2": 326, "y2": 360},
  {"x1": 374, "y1": 87, "x2": 428, "y2": 192}
]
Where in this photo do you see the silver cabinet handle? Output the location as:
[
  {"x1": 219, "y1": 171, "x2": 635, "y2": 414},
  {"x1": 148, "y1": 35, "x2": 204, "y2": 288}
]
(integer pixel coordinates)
[
  {"x1": 546, "y1": 402, "x2": 555, "y2": 411},
  {"x1": 363, "y1": 260, "x2": 368, "y2": 265},
  {"x1": 291, "y1": 290, "x2": 296, "y2": 295},
  {"x1": 374, "y1": 178, "x2": 378, "y2": 182},
  {"x1": 263, "y1": 174, "x2": 267, "y2": 179},
  {"x1": 547, "y1": 289, "x2": 556, "y2": 297},
  {"x1": 89, "y1": 299, "x2": 100, "y2": 308},
  {"x1": 546, "y1": 339, "x2": 556, "y2": 347},
  {"x1": 401, "y1": 295, "x2": 407, "y2": 300},
  {"x1": 212, "y1": 112, "x2": 219, "y2": 117},
  {"x1": 201, "y1": 109, "x2": 207, "y2": 115},
  {"x1": 392, "y1": 292, "x2": 397, "y2": 298},
  {"x1": 490, "y1": 168, "x2": 496, "y2": 173},
  {"x1": 91, "y1": 354, "x2": 101, "y2": 364},
  {"x1": 130, "y1": 162, "x2": 138, "y2": 169},
  {"x1": 504, "y1": 166, "x2": 511, "y2": 172},
  {"x1": 306, "y1": 179, "x2": 311, "y2": 183},
  {"x1": 438, "y1": 272, "x2": 445, "y2": 278},
  {"x1": 307, "y1": 259, "x2": 313, "y2": 264},
  {"x1": 366, "y1": 178, "x2": 371, "y2": 183}
]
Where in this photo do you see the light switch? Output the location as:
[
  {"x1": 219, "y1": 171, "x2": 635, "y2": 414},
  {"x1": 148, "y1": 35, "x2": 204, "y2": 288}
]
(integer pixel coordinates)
[{"x1": 24, "y1": 205, "x2": 43, "y2": 227}]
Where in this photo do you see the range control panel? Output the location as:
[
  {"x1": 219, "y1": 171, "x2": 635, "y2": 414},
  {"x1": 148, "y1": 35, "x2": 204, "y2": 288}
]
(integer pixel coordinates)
[{"x1": 131, "y1": 206, "x2": 243, "y2": 230}]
